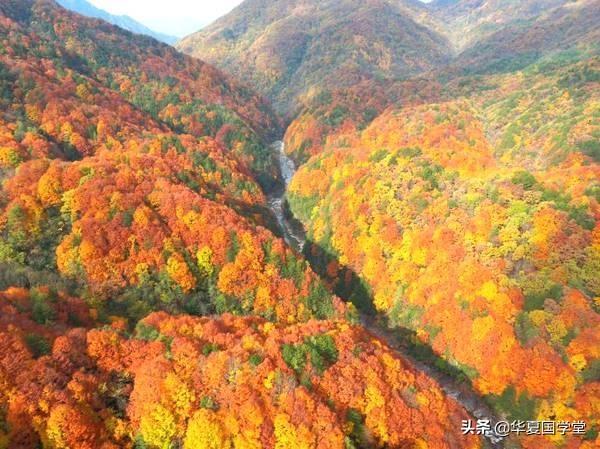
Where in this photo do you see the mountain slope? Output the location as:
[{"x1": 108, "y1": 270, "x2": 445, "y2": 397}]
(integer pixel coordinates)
[
  {"x1": 281, "y1": 0, "x2": 600, "y2": 165},
  {"x1": 0, "y1": 0, "x2": 283, "y2": 184},
  {"x1": 451, "y1": 0, "x2": 600, "y2": 75},
  {"x1": 0, "y1": 0, "x2": 316, "y2": 320},
  {"x1": 429, "y1": 0, "x2": 571, "y2": 51},
  {"x1": 287, "y1": 57, "x2": 600, "y2": 448},
  {"x1": 56, "y1": 0, "x2": 177, "y2": 44},
  {"x1": 0, "y1": 292, "x2": 482, "y2": 449},
  {"x1": 177, "y1": 0, "x2": 452, "y2": 115}
]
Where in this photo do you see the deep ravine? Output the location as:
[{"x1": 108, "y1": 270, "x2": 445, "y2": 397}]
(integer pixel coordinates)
[
  {"x1": 266, "y1": 141, "x2": 306, "y2": 252},
  {"x1": 266, "y1": 140, "x2": 506, "y2": 449}
]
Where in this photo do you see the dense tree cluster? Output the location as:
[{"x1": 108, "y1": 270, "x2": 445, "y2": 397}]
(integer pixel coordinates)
[
  {"x1": 283, "y1": 78, "x2": 443, "y2": 165},
  {"x1": 0, "y1": 297, "x2": 482, "y2": 449},
  {"x1": 284, "y1": 57, "x2": 600, "y2": 169},
  {"x1": 0, "y1": 0, "x2": 281, "y2": 183},
  {"x1": 288, "y1": 60, "x2": 600, "y2": 447},
  {"x1": 1, "y1": 135, "x2": 346, "y2": 322}
]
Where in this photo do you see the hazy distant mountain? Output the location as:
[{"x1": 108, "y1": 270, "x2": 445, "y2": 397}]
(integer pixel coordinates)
[
  {"x1": 429, "y1": 0, "x2": 572, "y2": 50},
  {"x1": 177, "y1": 0, "x2": 452, "y2": 115},
  {"x1": 56, "y1": 0, "x2": 177, "y2": 44},
  {"x1": 452, "y1": 0, "x2": 600, "y2": 74}
]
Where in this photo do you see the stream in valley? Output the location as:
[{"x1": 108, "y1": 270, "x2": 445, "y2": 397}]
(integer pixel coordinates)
[
  {"x1": 266, "y1": 141, "x2": 505, "y2": 448},
  {"x1": 266, "y1": 141, "x2": 306, "y2": 252}
]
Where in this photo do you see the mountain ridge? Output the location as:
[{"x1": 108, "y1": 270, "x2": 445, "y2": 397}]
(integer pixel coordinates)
[
  {"x1": 177, "y1": 0, "x2": 453, "y2": 115},
  {"x1": 176, "y1": 0, "x2": 600, "y2": 116},
  {"x1": 450, "y1": 0, "x2": 600, "y2": 75},
  {"x1": 433, "y1": 0, "x2": 591, "y2": 50}
]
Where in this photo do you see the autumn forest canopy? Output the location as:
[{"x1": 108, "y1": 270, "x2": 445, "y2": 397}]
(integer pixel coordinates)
[{"x1": 0, "y1": 0, "x2": 598, "y2": 448}]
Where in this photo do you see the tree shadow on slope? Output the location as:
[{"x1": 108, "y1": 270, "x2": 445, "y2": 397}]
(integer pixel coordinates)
[
  {"x1": 300, "y1": 239, "x2": 511, "y2": 449},
  {"x1": 301, "y1": 239, "x2": 475, "y2": 384},
  {"x1": 301, "y1": 239, "x2": 377, "y2": 316}
]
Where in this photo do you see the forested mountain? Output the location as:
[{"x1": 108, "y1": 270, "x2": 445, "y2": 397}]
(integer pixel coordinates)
[
  {"x1": 429, "y1": 0, "x2": 571, "y2": 50},
  {"x1": 449, "y1": 0, "x2": 600, "y2": 74},
  {"x1": 56, "y1": 0, "x2": 177, "y2": 44},
  {"x1": 0, "y1": 0, "x2": 325, "y2": 323},
  {"x1": 267, "y1": 1, "x2": 600, "y2": 448},
  {"x1": 1, "y1": 290, "x2": 480, "y2": 449},
  {"x1": 0, "y1": 1, "x2": 484, "y2": 448},
  {"x1": 282, "y1": 0, "x2": 600, "y2": 163},
  {"x1": 287, "y1": 56, "x2": 600, "y2": 448},
  {"x1": 177, "y1": 0, "x2": 452, "y2": 115},
  {"x1": 178, "y1": 0, "x2": 599, "y2": 117}
]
